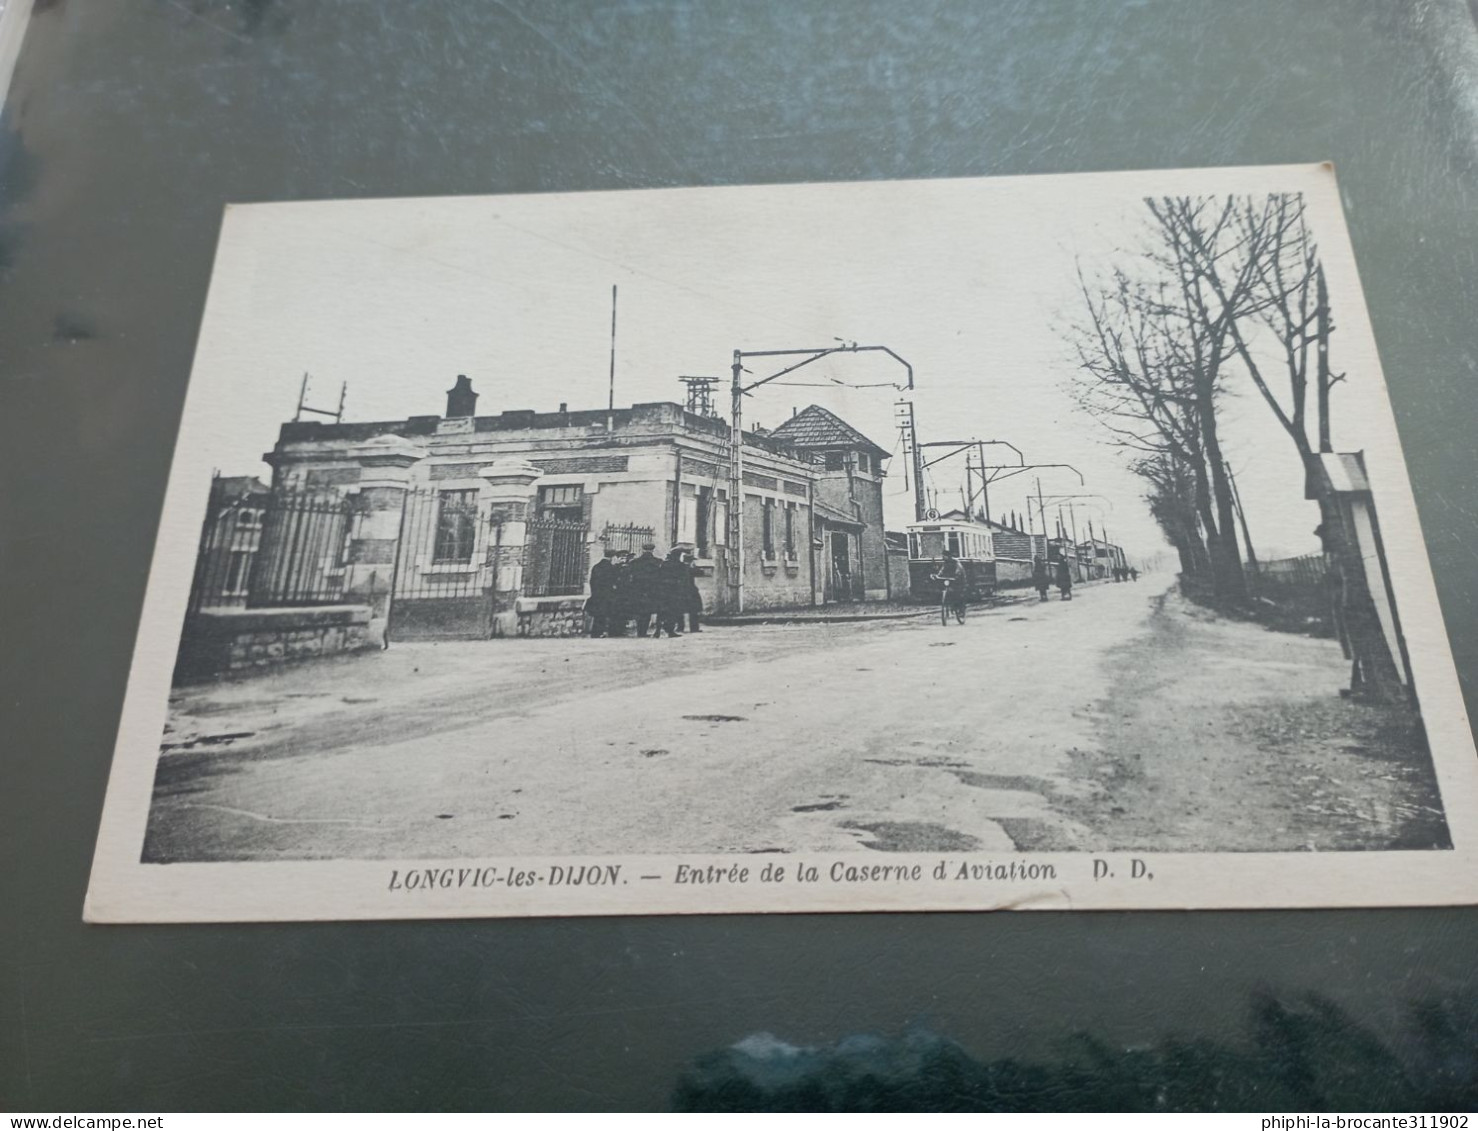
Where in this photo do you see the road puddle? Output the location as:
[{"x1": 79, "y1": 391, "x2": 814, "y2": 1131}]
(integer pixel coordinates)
[{"x1": 844, "y1": 820, "x2": 982, "y2": 852}]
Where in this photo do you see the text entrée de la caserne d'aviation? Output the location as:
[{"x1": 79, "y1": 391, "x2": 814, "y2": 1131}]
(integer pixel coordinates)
[{"x1": 384, "y1": 856, "x2": 1157, "y2": 893}]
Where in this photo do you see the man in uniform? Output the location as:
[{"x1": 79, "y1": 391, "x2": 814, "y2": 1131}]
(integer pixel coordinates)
[
  {"x1": 627, "y1": 542, "x2": 664, "y2": 638},
  {"x1": 585, "y1": 546, "x2": 622, "y2": 637}
]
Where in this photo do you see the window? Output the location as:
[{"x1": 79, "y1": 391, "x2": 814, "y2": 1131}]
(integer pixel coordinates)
[
  {"x1": 946, "y1": 531, "x2": 961, "y2": 556},
  {"x1": 857, "y1": 453, "x2": 870, "y2": 474},
  {"x1": 695, "y1": 487, "x2": 712, "y2": 556},
  {"x1": 714, "y1": 492, "x2": 728, "y2": 546},
  {"x1": 784, "y1": 503, "x2": 796, "y2": 557},
  {"x1": 824, "y1": 450, "x2": 846, "y2": 471},
  {"x1": 761, "y1": 498, "x2": 776, "y2": 558},
  {"x1": 225, "y1": 550, "x2": 252, "y2": 595},
  {"x1": 432, "y1": 489, "x2": 479, "y2": 564},
  {"x1": 537, "y1": 483, "x2": 583, "y2": 523},
  {"x1": 908, "y1": 532, "x2": 920, "y2": 559},
  {"x1": 679, "y1": 492, "x2": 697, "y2": 544}
]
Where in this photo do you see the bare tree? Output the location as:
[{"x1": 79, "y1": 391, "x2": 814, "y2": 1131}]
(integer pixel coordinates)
[{"x1": 1070, "y1": 209, "x2": 1253, "y2": 603}]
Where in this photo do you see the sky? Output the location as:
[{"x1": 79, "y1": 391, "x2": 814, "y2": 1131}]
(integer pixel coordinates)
[{"x1": 177, "y1": 167, "x2": 1399, "y2": 564}]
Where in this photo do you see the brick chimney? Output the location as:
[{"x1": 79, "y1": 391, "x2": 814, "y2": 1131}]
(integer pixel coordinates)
[{"x1": 445, "y1": 374, "x2": 478, "y2": 418}]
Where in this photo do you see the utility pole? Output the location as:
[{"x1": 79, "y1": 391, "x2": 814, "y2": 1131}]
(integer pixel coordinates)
[
  {"x1": 977, "y1": 440, "x2": 990, "y2": 522},
  {"x1": 1066, "y1": 503, "x2": 1081, "y2": 581},
  {"x1": 729, "y1": 342, "x2": 913, "y2": 612},
  {"x1": 607, "y1": 284, "x2": 618, "y2": 431},
  {"x1": 1037, "y1": 478, "x2": 1049, "y2": 557},
  {"x1": 729, "y1": 349, "x2": 745, "y2": 607}
]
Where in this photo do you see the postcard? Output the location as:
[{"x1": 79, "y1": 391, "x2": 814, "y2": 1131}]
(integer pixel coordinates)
[{"x1": 85, "y1": 164, "x2": 1478, "y2": 920}]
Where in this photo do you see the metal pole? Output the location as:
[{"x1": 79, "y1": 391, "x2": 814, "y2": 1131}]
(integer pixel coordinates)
[
  {"x1": 607, "y1": 285, "x2": 618, "y2": 430},
  {"x1": 730, "y1": 349, "x2": 745, "y2": 612},
  {"x1": 1037, "y1": 478, "x2": 1048, "y2": 559},
  {"x1": 909, "y1": 402, "x2": 925, "y2": 520},
  {"x1": 963, "y1": 451, "x2": 974, "y2": 520},
  {"x1": 1067, "y1": 503, "x2": 1081, "y2": 581},
  {"x1": 977, "y1": 441, "x2": 990, "y2": 523}
]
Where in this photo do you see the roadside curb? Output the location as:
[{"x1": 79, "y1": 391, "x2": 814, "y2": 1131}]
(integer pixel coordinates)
[{"x1": 706, "y1": 590, "x2": 1039, "y2": 626}]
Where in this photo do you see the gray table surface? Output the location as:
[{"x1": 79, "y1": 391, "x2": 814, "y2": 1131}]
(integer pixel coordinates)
[{"x1": 2, "y1": 0, "x2": 1476, "y2": 1111}]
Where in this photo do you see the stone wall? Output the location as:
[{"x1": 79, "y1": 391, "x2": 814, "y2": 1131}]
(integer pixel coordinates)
[
  {"x1": 175, "y1": 605, "x2": 373, "y2": 682},
  {"x1": 515, "y1": 595, "x2": 588, "y2": 637}
]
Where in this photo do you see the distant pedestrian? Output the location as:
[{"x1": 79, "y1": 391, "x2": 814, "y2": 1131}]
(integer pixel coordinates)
[
  {"x1": 627, "y1": 543, "x2": 664, "y2": 638},
  {"x1": 585, "y1": 546, "x2": 623, "y2": 637},
  {"x1": 1055, "y1": 557, "x2": 1074, "y2": 601},
  {"x1": 1130, "y1": 567, "x2": 1139, "y2": 582},
  {"x1": 1032, "y1": 557, "x2": 1050, "y2": 603}
]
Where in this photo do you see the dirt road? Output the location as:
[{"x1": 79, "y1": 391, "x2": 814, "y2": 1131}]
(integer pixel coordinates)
[{"x1": 146, "y1": 575, "x2": 1449, "y2": 861}]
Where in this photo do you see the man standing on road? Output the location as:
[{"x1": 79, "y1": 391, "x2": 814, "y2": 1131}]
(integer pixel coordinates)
[
  {"x1": 628, "y1": 542, "x2": 664, "y2": 638},
  {"x1": 1032, "y1": 556, "x2": 1051, "y2": 603},
  {"x1": 585, "y1": 546, "x2": 622, "y2": 637},
  {"x1": 1055, "y1": 556, "x2": 1074, "y2": 601}
]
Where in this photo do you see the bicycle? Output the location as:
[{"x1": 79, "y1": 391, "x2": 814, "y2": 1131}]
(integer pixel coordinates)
[{"x1": 933, "y1": 576, "x2": 966, "y2": 626}]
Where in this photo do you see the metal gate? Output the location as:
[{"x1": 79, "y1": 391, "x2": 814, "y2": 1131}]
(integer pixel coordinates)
[
  {"x1": 524, "y1": 518, "x2": 590, "y2": 597},
  {"x1": 386, "y1": 487, "x2": 495, "y2": 641}
]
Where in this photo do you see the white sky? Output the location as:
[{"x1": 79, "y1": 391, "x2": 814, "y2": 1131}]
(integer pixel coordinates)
[{"x1": 182, "y1": 168, "x2": 1397, "y2": 563}]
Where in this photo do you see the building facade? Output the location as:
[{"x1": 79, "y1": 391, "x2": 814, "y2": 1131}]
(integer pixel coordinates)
[
  {"x1": 768, "y1": 404, "x2": 893, "y2": 603},
  {"x1": 253, "y1": 378, "x2": 891, "y2": 640}
]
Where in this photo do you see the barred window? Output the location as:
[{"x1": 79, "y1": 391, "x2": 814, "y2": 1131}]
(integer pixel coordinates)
[
  {"x1": 432, "y1": 489, "x2": 479, "y2": 564},
  {"x1": 537, "y1": 483, "x2": 583, "y2": 523},
  {"x1": 783, "y1": 503, "x2": 796, "y2": 557},
  {"x1": 762, "y1": 499, "x2": 776, "y2": 558}
]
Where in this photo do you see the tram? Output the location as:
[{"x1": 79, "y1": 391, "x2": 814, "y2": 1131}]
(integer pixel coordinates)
[{"x1": 905, "y1": 513, "x2": 998, "y2": 603}]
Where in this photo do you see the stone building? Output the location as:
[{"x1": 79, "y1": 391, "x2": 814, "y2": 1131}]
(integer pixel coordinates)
[
  {"x1": 253, "y1": 376, "x2": 892, "y2": 641},
  {"x1": 768, "y1": 404, "x2": 894, "y2": 603}
]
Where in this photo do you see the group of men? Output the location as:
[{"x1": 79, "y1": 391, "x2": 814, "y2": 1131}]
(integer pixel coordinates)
[{"x1": 585, "y1": 542, "x2": 704, "y2": 639}]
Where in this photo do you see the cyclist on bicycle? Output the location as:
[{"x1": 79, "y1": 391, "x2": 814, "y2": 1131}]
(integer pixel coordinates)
[{"x1": 932, "y1": 550, "x2": 967, "y2": 623}]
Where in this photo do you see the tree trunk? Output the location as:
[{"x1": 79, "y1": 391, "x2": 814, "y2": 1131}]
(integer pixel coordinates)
[{"x1": 1198, "y1": 383, "x2": 1248, "y2": 603}]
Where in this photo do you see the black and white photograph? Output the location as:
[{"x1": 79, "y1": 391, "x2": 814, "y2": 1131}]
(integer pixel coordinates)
[{"x1": 85, "y1": 164, "x2": 1478, "y2": 921}]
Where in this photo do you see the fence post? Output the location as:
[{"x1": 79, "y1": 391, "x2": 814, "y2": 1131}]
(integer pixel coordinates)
[
  {"x1": 344, "y1": 435, "x2": 426, "y2": 648},
  {"x1": 479, "y1": 457, "x2": 543, "y2": 637}
]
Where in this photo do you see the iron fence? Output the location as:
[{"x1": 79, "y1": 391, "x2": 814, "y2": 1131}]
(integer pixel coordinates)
[
  {"x1": 598, "y1": 522, "x2": 656, "y2": 557},
  {"x1": 186, "y1": 479, "x2": 272, "y2": 613},
  {"x1": 525, "y1": 518, "x2": 590, "y2": 597},
  {"x1": 246, "y1": 489, "x2": 355, "y2": 607},
  {"x1": 393, "y1": 487, "x2": 488, "y2": 600}
]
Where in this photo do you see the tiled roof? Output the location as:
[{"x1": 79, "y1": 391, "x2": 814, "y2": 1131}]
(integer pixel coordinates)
[{"x1": 770, "y1": 404, "x2": 890, "y2": 460}]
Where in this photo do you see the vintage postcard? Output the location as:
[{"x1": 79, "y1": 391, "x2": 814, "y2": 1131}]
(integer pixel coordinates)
[{"x1": 86, "y1": 164, "x2": 1478, "y2": 921}]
